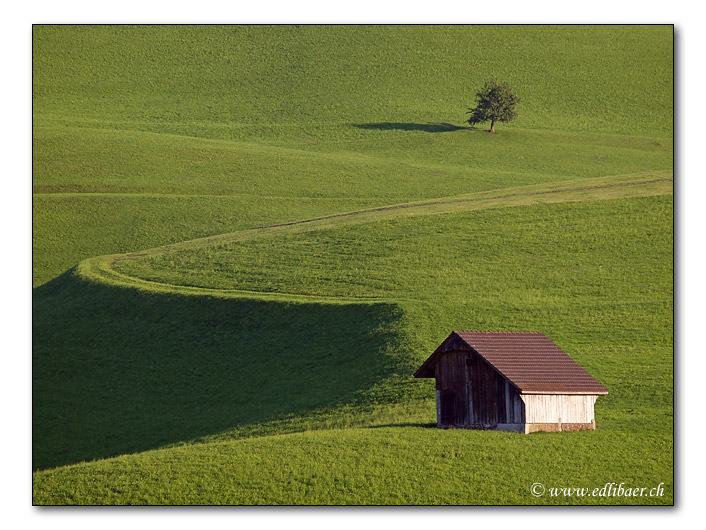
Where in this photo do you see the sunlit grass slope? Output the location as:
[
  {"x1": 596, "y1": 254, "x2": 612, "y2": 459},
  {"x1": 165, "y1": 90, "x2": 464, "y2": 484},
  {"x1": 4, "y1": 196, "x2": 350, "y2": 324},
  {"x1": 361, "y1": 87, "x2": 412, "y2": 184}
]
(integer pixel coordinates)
[
  {"x1": 33, "y1": 25, "x2": 672, "y2": 137},
  {"x1": 34, "y1": 427, "x2": 672, "y2": 505},
  {"x1": 33, "y1": 125, "x2": 672, "y2": 197},
  {"x1": 34, "y1": 191, "x2": 673, "y2": 504},
  {"x1": 32, "y1": 193, "x2": 381, "y2": 287},
  {"x1": 33, "y1": 25, "x2": 672, "y2": 285},
  {"x1": 116, "y1": 196, "x2": 672, "y2": 302},
  {"x1": 33, "y1": 25, "x2": 673, "y2": 505}
]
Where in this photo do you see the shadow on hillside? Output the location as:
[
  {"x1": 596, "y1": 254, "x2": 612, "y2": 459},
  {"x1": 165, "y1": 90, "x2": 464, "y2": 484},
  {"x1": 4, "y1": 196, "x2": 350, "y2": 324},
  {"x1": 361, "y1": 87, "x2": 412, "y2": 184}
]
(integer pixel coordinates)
[
  {"x1": 352, "y1": 122, "x2": 470, "y2": 133},
  {"x1": 33, "y1": 270, "x2": 403, "y2": 470},
  {"x1": 366, "y1": 422, "x2": 437, "y2": 429}
]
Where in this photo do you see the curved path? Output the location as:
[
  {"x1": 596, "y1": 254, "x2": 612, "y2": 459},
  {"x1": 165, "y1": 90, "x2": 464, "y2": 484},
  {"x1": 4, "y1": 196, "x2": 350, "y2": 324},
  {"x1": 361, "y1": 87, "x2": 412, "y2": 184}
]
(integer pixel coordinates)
[{"x1": 79, "y1": 170, "x2": 673, "y2": 303}]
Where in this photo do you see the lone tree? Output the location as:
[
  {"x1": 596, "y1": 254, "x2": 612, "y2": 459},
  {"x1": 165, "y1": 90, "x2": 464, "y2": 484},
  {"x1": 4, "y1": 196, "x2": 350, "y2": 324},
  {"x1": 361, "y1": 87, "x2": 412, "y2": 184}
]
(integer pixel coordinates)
[{"x1": 466, "y1": 80, "x2": 518, "y2": 134}]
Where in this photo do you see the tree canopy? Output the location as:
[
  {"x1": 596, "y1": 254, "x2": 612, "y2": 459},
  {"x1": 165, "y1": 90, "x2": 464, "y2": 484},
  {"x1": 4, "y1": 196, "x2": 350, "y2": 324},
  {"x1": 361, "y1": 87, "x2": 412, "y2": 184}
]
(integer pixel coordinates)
[{"x1": 466, "y1": 80, "x2": 518, "y2": 133}]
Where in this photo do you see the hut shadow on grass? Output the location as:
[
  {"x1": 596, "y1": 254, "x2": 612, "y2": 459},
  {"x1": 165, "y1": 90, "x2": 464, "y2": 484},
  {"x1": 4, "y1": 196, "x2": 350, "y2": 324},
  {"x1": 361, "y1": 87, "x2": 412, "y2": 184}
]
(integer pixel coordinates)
[
  {"x1": 366, "y1": 422, "x2": 437, "y2": 429},
  {"x1": 33, "y1": 269, "x2": 403, "y2": 470},
  {"x1": 352, "y1": 122, "x2": 471, "y2": 133}
]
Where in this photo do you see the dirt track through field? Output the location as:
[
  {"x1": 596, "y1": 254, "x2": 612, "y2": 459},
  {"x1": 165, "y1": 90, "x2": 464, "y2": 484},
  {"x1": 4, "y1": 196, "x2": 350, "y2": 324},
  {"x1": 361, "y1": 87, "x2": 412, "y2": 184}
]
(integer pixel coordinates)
[
  {"x1": 84, "y1": 171, "x2": 673, "y2": 301},
  {"x1": 249, "y1": 176, "x2": 673, "y2": 230}
]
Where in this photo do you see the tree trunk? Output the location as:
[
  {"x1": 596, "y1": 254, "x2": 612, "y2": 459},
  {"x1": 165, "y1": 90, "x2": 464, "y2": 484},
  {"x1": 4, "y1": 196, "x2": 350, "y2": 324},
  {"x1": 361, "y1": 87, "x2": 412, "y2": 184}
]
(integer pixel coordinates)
[{"x1": 490, "y1": 120, "x2": 496, "y2": 134}]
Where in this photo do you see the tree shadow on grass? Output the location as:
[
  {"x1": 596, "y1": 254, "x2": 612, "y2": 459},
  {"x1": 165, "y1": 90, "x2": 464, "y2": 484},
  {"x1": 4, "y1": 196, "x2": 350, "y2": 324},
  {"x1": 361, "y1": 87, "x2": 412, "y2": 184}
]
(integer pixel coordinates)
[
  {"x1": 33, "y1": 269, "x2": 404, "y2": 470},
  {"x1": 352, "y1": 122, "x2": 471, "y2": 133}
]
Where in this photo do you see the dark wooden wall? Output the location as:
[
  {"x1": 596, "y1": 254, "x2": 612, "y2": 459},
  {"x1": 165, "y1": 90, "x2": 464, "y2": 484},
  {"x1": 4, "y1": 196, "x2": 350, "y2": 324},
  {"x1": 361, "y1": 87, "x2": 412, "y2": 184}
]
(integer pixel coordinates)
[
  {"x1": 435, "y1": 351, "x2": 469, "y2": 427},
  {"x1": 435, "y1": 350, "x2": 524, "y2": 427}
]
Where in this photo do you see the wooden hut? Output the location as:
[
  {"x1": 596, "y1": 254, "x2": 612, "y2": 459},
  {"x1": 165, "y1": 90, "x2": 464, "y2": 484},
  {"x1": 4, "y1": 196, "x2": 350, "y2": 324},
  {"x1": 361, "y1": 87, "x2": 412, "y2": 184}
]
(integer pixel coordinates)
[{"x1": 414, "y1": 331, "x2": 608, "y2": 433}]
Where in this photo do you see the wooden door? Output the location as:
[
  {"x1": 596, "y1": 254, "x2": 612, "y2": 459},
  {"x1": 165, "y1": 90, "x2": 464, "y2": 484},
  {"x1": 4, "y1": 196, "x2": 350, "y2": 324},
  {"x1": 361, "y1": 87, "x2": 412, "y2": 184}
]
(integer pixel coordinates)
[{"x1": 439, "y1": 388, "x2": 456, "y2": 426}]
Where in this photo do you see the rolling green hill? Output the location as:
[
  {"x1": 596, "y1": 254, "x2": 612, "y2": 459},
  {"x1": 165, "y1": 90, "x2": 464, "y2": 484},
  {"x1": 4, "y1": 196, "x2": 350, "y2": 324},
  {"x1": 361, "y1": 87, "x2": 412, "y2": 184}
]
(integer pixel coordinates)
[{"x1": 32, "y1": 25, "x2": 673, "y2": 505}]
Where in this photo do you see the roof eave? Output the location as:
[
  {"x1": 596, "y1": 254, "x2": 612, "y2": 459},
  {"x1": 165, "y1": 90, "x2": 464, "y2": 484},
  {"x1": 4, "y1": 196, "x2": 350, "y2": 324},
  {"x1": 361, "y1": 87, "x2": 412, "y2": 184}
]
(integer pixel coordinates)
[
  {"x1": 413, "y1": 366, "x2": 435, "y2": 378},
  {"x1": 413, "y1": 331, "x2": 465, "y2": 378},
  {"x1": 520, "y1": 389, "x2": 609, "y2": 395}
]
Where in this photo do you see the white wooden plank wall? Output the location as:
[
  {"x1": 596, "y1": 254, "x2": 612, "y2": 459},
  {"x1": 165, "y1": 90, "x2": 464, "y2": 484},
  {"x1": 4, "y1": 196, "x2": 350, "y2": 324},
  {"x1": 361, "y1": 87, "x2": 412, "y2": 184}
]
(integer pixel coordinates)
[{"x1": 522, "y1": 394, "x2": 597, "y2": 423}]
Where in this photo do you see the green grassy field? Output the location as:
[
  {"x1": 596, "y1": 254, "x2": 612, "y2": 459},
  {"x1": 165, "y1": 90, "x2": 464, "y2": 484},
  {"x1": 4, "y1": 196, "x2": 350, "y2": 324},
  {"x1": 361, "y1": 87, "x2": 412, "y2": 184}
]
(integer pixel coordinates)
[{"x1": 32, "y1": 25, "x2": 673, "y2": 505}]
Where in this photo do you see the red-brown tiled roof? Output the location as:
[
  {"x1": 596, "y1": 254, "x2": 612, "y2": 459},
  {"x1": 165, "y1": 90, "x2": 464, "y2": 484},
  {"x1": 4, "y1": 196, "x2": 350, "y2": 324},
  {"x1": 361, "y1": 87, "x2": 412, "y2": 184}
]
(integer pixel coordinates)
[{"x1": 414, "y1": 331, "x2": 608, "y2": 395}]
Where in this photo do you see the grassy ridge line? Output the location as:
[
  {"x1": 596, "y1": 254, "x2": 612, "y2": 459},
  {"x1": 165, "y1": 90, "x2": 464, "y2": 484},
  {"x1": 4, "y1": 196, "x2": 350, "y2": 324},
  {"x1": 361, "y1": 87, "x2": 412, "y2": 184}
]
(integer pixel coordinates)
[
  {"x1": 77, "y1": 259, "x2": 391, "y2": 305},
  {"x1": 78, "y1": 170, "x2": 672, "y2": 302}
]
